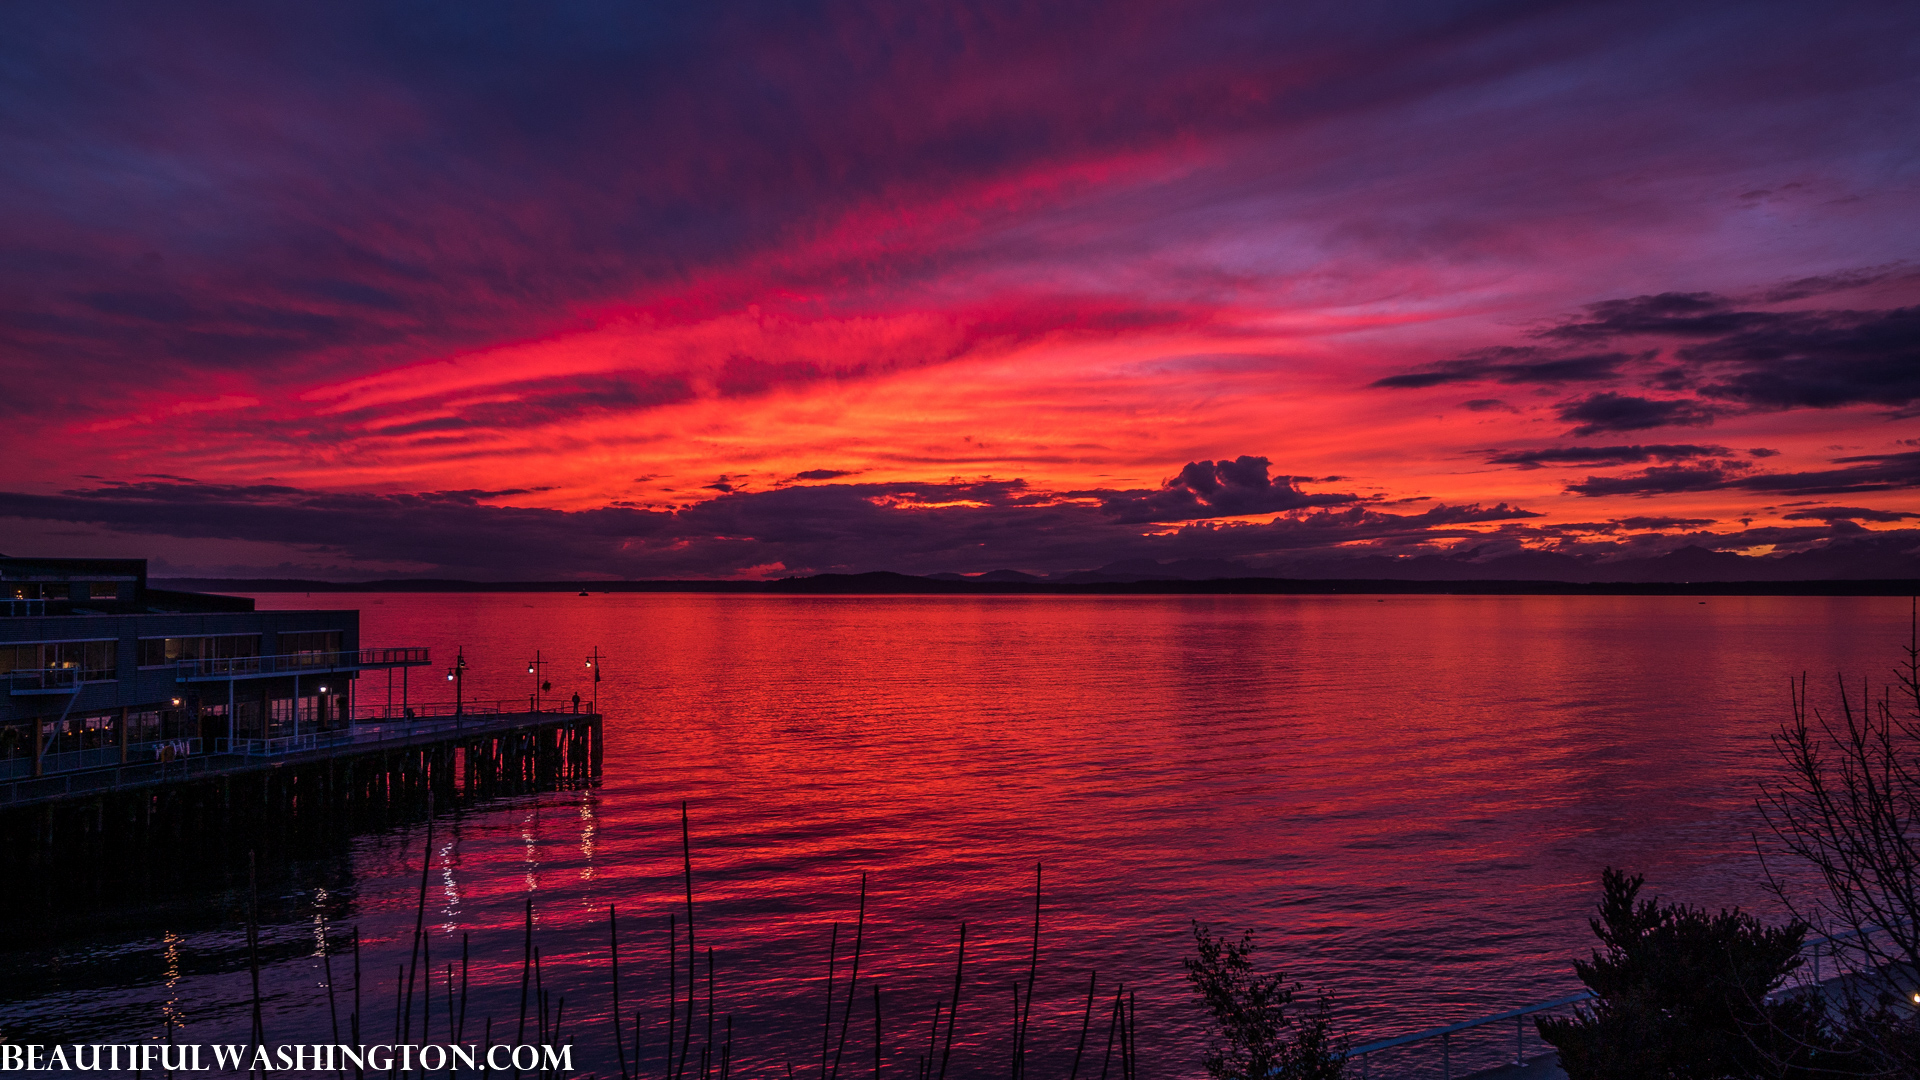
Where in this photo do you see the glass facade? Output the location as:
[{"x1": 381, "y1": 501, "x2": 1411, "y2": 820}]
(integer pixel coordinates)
[
  {"x1": 136, "y1": 634, "x2": 260, "y2": 667},
  {"x1": 0, "y1": 640, "x2": 118, "y2": 682}
]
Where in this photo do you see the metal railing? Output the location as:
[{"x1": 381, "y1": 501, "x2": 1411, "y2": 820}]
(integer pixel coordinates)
[
  {"x1": 346, "y1": 700, "x2": 511, "y2": 721},
  {"x1": 216, "y1": 708, "x2": 580, "y2": 758},
  {"x1": 3, "y1": 667, "x2": 115, "y2": 694},
  {"x1": 1347, "y1": 921, "x2": 1912, "y2": 1079},
  {"x1": 174, "y1": 646, "x2": 430, "y2": 680},
  {"x1": 1347, "y1": 992, "x2": 1591, "y2": 1078},
  {"x1": 1, "y1": 598, "x2": 53, "y2": 617},
  {"x1": 0, "y1": 754, "x2": 222, "y2": 805},
  {"x1": 0, "y1": 738, "x2": 205, "y2": 778}
]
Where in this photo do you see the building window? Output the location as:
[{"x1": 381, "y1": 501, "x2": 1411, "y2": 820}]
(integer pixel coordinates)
[
  {"x1": 0, "y1": 723, "x2": 29, "y2": 761},
  {"x1": 280, "y1": 631, "x2": 344, "y2": 666},
  {"x1": 42, "y1": 713, "x2": 118, "y2": 755},
  {"x1": 138, "y1": 634, "x2": 261, "y2": 667},
  {"x1": 0, "y1": 641, "x2": 117, "y2": 682}
]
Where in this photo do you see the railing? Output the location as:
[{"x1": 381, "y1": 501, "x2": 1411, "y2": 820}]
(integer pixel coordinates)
[
  {"x1": 0, "y1": 753, "x2": 222, "y2": 804},
  {"x1": 1789, "y1": 921, "x2": 1912, "y2": 995},
  {"x1": 0, "y1": 598, "x2": 53, "y2": 617},
  {"x1": 3, "y1": 667, "x2": 114, "y2": 694},
  {"x1": 1348, "y1": 921, "x2": 1911, "y2": 1079},
  {"x1": 347, "y1": 700, "x2": 512, "y2": 721},
  {"x1": 219, "y1": 732, "x2": 340, "y2": 757},
  {"x1": 1347, "y1": 992, "x2": 1591, "y2": 1078},
  {"x1": 38, "y1": 745, "x2": 128, "y2": 774},
  {"x1": 216, "y1": 708, "x2": 581, "y2": 758},
  {"x1": 0, "y1": 738, "x2": 205, "y2": 778},
  {"x1": 174, "y1": 646, "x2": 431, "y2": 680}
]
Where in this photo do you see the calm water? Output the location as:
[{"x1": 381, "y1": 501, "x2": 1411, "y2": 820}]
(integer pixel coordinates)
[{"x1": 2, "y1": 593, "x2": 1912, "y2": 1077}]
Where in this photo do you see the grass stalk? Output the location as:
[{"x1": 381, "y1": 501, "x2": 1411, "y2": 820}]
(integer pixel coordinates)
[
  {"x1": 937, "y1": 923, "x2": 966, "y2": 1080},
  {"x1": 1069, "y1": 971, "x2": 1096, "y2": 1080},
  {"x1": 831, "y1": 875, "x2": 868, "y2": 1080}
]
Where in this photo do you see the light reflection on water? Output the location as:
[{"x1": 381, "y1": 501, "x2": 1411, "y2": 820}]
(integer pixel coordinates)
[{"x1": 1, "y1": 593, "x2": 1910, "y2": 1078}]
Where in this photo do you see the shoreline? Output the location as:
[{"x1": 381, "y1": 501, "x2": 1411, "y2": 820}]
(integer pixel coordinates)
[{"x1": 157, "y1": 572, "x2": 1920, "y2": 597}]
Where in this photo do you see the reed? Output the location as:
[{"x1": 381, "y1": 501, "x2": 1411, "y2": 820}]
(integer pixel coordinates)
[
  {"x1": 676, "y1": 804, "x2": 696, "y2": 1080},
  {"x1": 938, "y1": 922, "x2": 966, "y2": 1080},
  {"x1": 611, "y1": 905, "x2": 628, "y2": 1080},
  {"x1": 352, "y1": 928, "x2": 364, "y2": 1080},
  {"x1": 1016, "y1": 863, "x2": 1040, "y2": 1080},
  {"x1": 1069, "y1": 971, "x2": 1096, "y2": 1080},
  {"x1": 829, "y1": 874, "x2": 867, "y2": 1080},
  {"x1": 246, "y1": 850, "x2": 264, "y2": 1061},
  {"x1": 820, "y1": 923, "x2": 837, "y2": 1080},
  {"x1": 326, "y1": 919, "x2": 342, "y2": 1047},
  {"x1": 1099, "y1": 986, "x2": 1122, "y2": 1080},
  {"x1": 215, "y1": 808, "x2": 1153, "y2": 1080},
  {"x1": 403, "y1": 810, "x2": 434, "y2": 1045}
]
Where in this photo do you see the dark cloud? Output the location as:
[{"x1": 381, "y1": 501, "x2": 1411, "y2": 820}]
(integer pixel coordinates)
[
  {"x1": 1781, "y1": 506, "x2": 1919, "y2": 523},
  {"x1": 791, "y1": 469, "x2": 856, "y2": 481},
  {"x1": 1460, "y1": 399, "x2": 1516, "y2": 413},
  {"x1": 1542, "y1": 292, "x2": 1756, "y2": 340},
  {"x1": 1565, "y1": 451, "x2": 1920, "y2": 498},
  {"x1": 365, "y1": 373, "x2": 696, "y2": 436},
  {"x1": 1370, "y1": 348, "x2": 1632, "y2": 389},
  {"x1": 1369, "y1": 281, "x2": 1920, "y2": 416},
  {"x1": 1759, "y1": 264, "x2": 1915, "y2": 303},
  {"x1": 1554, "y1": 393, "x2": 1724, "y2": 436},
  {"x1": 1679, "y1": 306, "x2": 1920, "y2": 410},
  {"x1": 1485, "y1": 444, "x2": 1730, "y2": 470},
  {"x1": 1615, "y1": 516, "x2": 1717, "y2": 529},
  {"x1": 1731, "y1": 451, "x2": 1920, "y2": 495},
  {"x1": 1564, "y1": 463, "x2": 1745, "y2": 498},
  {"x1": 1098, "y1": 456, "x2": 1357, "y2": 523},
  {"x1": 0, "y1": 467, "x2": 1527, "y2": 579},
  {"x1": 1541, "y1": 293, "x2": 1920, "y2": 410}
]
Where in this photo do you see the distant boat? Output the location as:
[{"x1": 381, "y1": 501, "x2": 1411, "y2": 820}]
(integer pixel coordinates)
[{"x1": 578, "y1": 589, "x2": 590, "y2": 596}]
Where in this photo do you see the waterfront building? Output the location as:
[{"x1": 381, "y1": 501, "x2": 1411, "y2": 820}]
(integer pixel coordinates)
[{"x1": 0, "y1": 556, "x2": 428, "y2": 779}]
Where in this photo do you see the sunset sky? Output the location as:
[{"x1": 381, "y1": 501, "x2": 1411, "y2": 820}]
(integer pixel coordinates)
[{"x1": 2, "y1": 1, "x2": 1916, "y2": 579}]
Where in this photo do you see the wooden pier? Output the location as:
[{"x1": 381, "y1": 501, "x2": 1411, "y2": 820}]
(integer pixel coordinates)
[{"x1": 0, "y1": 709, "x2": 602, "y2": 873}]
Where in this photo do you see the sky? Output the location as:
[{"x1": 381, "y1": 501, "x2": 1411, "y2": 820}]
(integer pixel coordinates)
[{"x1": 1, "y1": 1, "x2": 1916, "y2": 580}]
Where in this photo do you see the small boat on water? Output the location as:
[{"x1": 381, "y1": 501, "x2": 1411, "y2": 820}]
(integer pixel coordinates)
[{"x1": 577, "y1": 589, "x2": 590, "y2": 596}]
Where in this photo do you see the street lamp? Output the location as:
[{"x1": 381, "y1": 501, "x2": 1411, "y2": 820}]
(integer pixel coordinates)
[
  {"x1": 585, "y1": 646, "x2": 603, "y2": 716},
  {"x1": 527, "y1": 649, "x2": 549, "y2": 712},
  {"x1": 447, "y1": 647, "x2": 467, "y2": 721}
]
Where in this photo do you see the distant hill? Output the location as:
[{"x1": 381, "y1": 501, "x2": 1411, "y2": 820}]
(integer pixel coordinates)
[{"x1": 152, "y1": 532, "x2": 1920, "y2": 595}]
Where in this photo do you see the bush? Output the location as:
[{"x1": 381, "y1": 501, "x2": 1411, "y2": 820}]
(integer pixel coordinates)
[
  {"x1": 1184, "y1": 921, "x2": 1345, "y2": 1080},
  {"x1": 1537, "y1": 868, "x2": 1858, "y2": 1080},
  {"x1": 1758, "y1": 605, "x2": 1920, "y2": 1074}
]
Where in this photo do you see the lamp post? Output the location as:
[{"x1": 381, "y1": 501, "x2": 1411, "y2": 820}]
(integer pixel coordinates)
[
  {"x1": 447, "y1": 646, "x2": 467, "y2": 730},
  {"x1": 585, "y1": 646, "x2": 603, "y2": 716},
  {"x1": 528, "y1": 649, "x2": 549, "y2": 713}
]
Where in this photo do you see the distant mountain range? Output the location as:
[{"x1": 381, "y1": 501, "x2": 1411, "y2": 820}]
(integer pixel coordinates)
[
  {"x1": 154, "y1": 538, "x2": 1919, "y2": 595},
  {"x1": 984, "y1": 537, "x2": 1920, "y2": 584}
]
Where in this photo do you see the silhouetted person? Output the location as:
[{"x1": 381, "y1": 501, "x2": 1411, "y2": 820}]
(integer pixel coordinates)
[{"x1": 572, "y1": 692, "x2": 581, "y2": 713}]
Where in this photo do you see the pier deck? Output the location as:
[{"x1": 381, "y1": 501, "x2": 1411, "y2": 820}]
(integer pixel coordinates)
[{"x1": 0, "y1": 708, "x2": 601, "y2": 811}]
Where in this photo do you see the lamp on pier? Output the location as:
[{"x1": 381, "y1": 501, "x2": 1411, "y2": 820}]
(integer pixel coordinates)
[
  {"x1": 527, "y1": 649, "x2": 550, "y2": 712},
  {"x1": 584, "y1": 646, "x2": 604, "y2": 717},
  {"x1": 447, "y1": 647, "x2": 467, "y2": 721}
]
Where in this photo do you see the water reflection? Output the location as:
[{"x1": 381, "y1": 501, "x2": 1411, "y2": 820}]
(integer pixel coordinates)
[{"x1": 0, "y1": 593, "x2": 1909, "y2": 1079}]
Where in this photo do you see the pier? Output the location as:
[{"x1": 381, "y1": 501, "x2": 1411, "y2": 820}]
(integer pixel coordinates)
[{"x1": 0, "y1": 706, "x2": 603, "y2": 873}]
